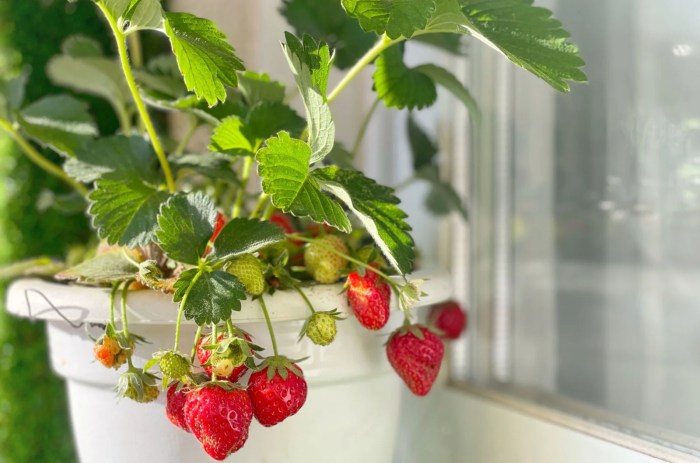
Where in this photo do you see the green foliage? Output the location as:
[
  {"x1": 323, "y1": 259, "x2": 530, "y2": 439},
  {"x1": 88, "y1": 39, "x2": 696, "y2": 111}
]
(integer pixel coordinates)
[
  {"x1": 237, "y1": 72, "x2": 286, "y2": 106},
  {"x1": 413, "y1": 64, "x2": 479, "y2": 120},
  {"x1": 55, "y1": 252, "x2": 139, "y2": 284},
  {"x1": 210, "y1": 218, "x2": 286, "y2": 262},
  {"x1": 65, "y1": 135, "x2": 157, "y2": 183},
  {"x1": 173, "y1": 268, "x2": 246, "y2": 325},
  {"x1": 342, "y1": 0, "x2": 437, "y2": 39},
  {"x1": 156, "y1": 193, "x2": 217, "y2": 265},
  {"x1": 373, "y1": 46, "x2": 437, "y2": 110},
  {"x1": 164, "y1": 12, "x2": 245, "y2": 107}
]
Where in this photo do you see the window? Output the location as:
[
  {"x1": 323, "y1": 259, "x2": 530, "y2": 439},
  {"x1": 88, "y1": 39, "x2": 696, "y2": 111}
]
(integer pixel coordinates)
[{"x1": 460, "y1": 0, "x2": 700, "y2": 457}]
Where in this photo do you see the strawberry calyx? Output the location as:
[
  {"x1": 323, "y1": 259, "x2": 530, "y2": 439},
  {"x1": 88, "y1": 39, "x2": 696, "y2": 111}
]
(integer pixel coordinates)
[
  {"x1": 255, "y1": 355, "x2": 305, "y2": 382},
  {"x1": 116, "y1": 366, "x2": 160, "y2": 403},
  {"x1": 386, "y1": 323, "x2": 438, "y2": 345}
]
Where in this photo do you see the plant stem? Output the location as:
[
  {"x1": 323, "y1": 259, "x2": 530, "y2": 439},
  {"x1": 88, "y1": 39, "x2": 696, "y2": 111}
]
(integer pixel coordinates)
[
  {"x1": 173, "y1": 116, "x2": 198, "y2": 157},
  {"x1": 258, "y1": 296, "x2": 278, "y2": 357},
  {"x1": 290, "y1": 282, "x2": 315, "y2": 314},
  {"x1": 173, "y1": 270, "x2": 203, "y2": 350},
  {"x1": 226, "y1": 319, "x2": 235, "y2": 338},
  {"x1": 327, "y1": 34, "x2": 401, "y2": 104},
  {"x1": 250, "y1": 193, "x2": 269, "y2": 219},
  {"x1": 109, "y1": 282, "x2": 120, "y2": 327},
  {"x1": 232, "y1": 156, "x2": 253, "y2": 218},
  {"x1": 262, "y1": 201, "x2": 275, "y2": 220},
  {"x1": 351, "y1": 97, "x2": 380, "y2": 157},
  {"x1": 96, "y1": 1, "x2": 176, "y2": 193},
  {"x1": 0, "y1": 118, "x2": 89, "y2": 197},
  {"x1": 120, "y1": 279, "x2": 134, "y2": 337},
  {"x1": 190, "y1": 325, "x2": 203, "y2": 363},
  {"x1": 211, "y1": 323, "x2": 218, "y2": 381}
]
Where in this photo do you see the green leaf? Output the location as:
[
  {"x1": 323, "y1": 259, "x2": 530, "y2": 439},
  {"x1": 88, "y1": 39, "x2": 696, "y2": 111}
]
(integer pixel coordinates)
[
  {"x1": 280, "y1": 0, "x2": 377, "y2": 69},
  {"x1": 245, "y1": 102, "x2": 305, "y2": 142},
  {"x1": 210, "y1": 218, "x2": 286, "y2": 262},
  {"x1": 341, "y1": 0, "x2": 437, "y2": 39},
  {"x1": 458, "y1": 0, "x2": 586, "y2": 92},
  {"x1": 55, "y1": 252, "x2": 139, "y2": 284},
  {"x1": 17, "y1": 94, "x2": 97, "y2": 157},
  {"x1": 0, "y1": 70, "x2": 29, "y2": 120},
  {"x1": 156, "y1": 192, "x2": 217, "y2": 265},
  {"x1": 0, "y1": 257, "x2": 65, "y2": 280},
  {"x1": 102, "y1": 0, "x2": 132, "y2": 20},
  {"x1": 324, "y1": 143, "x2": 355, "y2": 170},
  {"x1": 373, "y1": 46, "x2": 437, "y2": 110},
  {"x1": 282, "y1": 33, "x2": 335, "y2": 164},
  {"x1": 133, "y1": 68, "x2": 187, "y2": 99},
  {"x1": 173, "y1": 269, "x2": 246, "y2": 325},
  {"x1": 414, "y1": 64, "x2": 480, "y2": 120},
  {"x1": 415, "y1": 33, "x2": 464, "y2": 54},
  {"x1": 416, "y1": 165, "x2": 468, "y2": 219},
  {"x1": 315, "y1": 166, "x2": 414, "y2": 274},
  {"x1": 61, "y1": 35, "x2": 103, "y2": 57},
  {"x1": 124, "y1": 0, "x2": 164, "y2": 32},
  {"x1": 209, "y1": 117, "x2": 254, "y2": 156},
  {"x1": 170, "y1": 153, "x2": 239, "y2": 184},
  {"x1": 64, "y1": 135, "x2": 157, "y2": 183},
  {"x1": 407, "y1": 115, "x2": 437, "y2": 171},
  {"x1": 257, "y1": 132, "x2": 350, "y2": 232},
  {"x1": 164, "y1": 12, "x2": 245, "y2": 107},
  {"x1": 89, "y1": 177, "x2": 170, "y2": 248},
  {"x1": 423, "y1": 0, "x2": 470, "y2": 34},
  {"x1": 237, "y1": 72, "x2": 285, "y2": 106}
]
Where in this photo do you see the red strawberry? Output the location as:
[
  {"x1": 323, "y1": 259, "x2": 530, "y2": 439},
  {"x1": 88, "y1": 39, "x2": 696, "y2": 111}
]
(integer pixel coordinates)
[
  {"x1": 429, "y1": 301, "x2": 467, "y2": 340},
  {"x1": 247, "y1": 360, "x2": 307, "y2": 427},
  {"x1": 196, "y1": 333, "x2": 250, "y2": 383},
  {"x1": 346, "y1": 269, "x2": 391, "y2": 330},
  {"x1": 184, "y1": 386, "x2": 253, "y2": 460},
  {"x1": 386, "y1": 325, "x2": 444, "y2": 396},
  {"x1": 166, "y1": 383, "x2": 190, "y2": 432}
]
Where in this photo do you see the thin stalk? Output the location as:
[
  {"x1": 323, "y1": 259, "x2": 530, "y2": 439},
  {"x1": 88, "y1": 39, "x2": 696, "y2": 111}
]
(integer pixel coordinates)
[
  {"x1": 290, "y1": 282, "x2": 315, "y2": 315},
  {"x1": 258, "y1": 296, "x2": 278, "y2": 357},
  {"x1": 232, "y1": 156, "x2": 253, "y2": 218},
  {"x1": 173, "y1": 116, "x2": 198, "y2": 157},
  {"x1": 250, "y1": 193, "x2": 269, "y2": 219},
  {"x1": 173, "y1": 270, "x2": 203, "y2": 350},
  {"x1": 226, "y1": 319, "x2": 235, "y2": 338},
  {"x1": 327, "y1": 35, "x2": 401, "y2": 104},
  {"x1": 211, "y1": 323, "x2": 218, "y2": 381},
  {"x1": 190, "y1": 325, "x2": 203, "y2": 363},
  {"x1": 120, "y1": 279, "x2": 134, "y2": 337},
  {"x1": 0, "y1": 118, "x2": 88, "y2": 196},
  {"x1": 115, "y1": 104, "x2": 133, "y2": 135},
  {"x1": 351, "y1": 97, "x2": 380, "y2": 157},
  {"x1": 109, "y1": 282, "x2": 121, "y2": 326},
  {"x1": 262, "y1": 201, "x2": 275, "y2": 221},
  {"x1": 96, "y1": 1, "x2": 176, "y2": 193}
]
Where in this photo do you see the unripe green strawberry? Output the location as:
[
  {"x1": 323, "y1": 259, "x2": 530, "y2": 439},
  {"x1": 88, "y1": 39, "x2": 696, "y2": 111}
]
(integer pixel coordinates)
[
  {"x1": 159, "y1": 351, "x2": 190, "y2": 378},
  {"x1": 304, "y1": 235, "x2": 348, "y2": 284},
  {"x1": 306, "y1": 312, "x2": 338, "y2": 346},
  {"x1": 228, "y1": 254, "x2": 265, "y2": 296}
]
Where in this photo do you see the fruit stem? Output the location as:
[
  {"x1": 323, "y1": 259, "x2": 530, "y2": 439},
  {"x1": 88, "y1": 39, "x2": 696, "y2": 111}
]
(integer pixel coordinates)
[
  {"x1": 262, "y1": 201, "x2": 275, "y2": 221},
  {"x1": 232, "y1": 156, "x2": 253, "y2": 218},
  {"x1": 327, "y1": 34, "x2": 401, "y2": 104},
  {"x1": 351, "y1": 97, "x2": 380, "y2": 157},
  {"x1": 258, "y1": 296, "x2": 279, "y2": 357},
  {"x1": 226, "y1": 319, "x2": 235, "y2": 338},
  {"x1": 120, "y1": 279, "x2": 133, "y2": 338},
  {"x1": 109, "y1": 282, "x2": 120, "y2": 327},
  {"x1": 173, "y1": 270, "x2": 203, "y2": 351},
  {"x1": 190, "y1": 325, "x2": 203, "y2": 363},
  {"x1": 250, "y1": 193, "x2": 269, "y2": 219},
  {"x1": 0, "y1": 118, "x2": 89, "y2": 197},
  {"x1": 211, "y1": 323, "x2": 218, "y2": 381},
  {"x1": 290, "y1": 282, "x2": 315, "y2": 314},
  {"x1": 96, "y1": 1, "x2": 176, "y2": 194},
  {"x1": 173, "y1": 115, "x2": 198, "y2": 157}
]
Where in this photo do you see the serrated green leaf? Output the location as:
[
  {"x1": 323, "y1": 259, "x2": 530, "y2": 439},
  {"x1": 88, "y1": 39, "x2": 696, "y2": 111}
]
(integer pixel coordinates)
[
  {"x1": 17, "y1": 94, "x2": 97, "y2": 157},
  {"x1": 407, "y1": 115, "x2": 437, "y2": 171},
  {"x1": 373, "y1": 46, "x2": 436, "y2": 110},
  {"x1": 64, "y1": 135, "x2": 157, "y2": 183},
  {"x1": 414, "y1": 64, "x2": 479, "y2": 120},
  {"x1": 414, "y1": 33, "x2": 464, "y2": 54},
  {"x1": 0, "y1": 70, "x2": 29, "y2": 120},
  {"x1": 89, "y1": 178, "x2": 170, "y2": 248},
  {"x1": 280, "y1": 0, "x2": 376, "y2": 69},
  {"x1": 282, "y1": 33, "x2": 335, "y2": 164},
  {"x1": 133, "y1": 68, "x2": 187, "y2": 99},
  {"x1": 164, "y1": 12, "x2": 245, "y2": 107},
  {"x1": 170, "y1": 153, "x2": 239, "y2": 184},
  {"x1": 341, "y1": 0, "x2": 436, "y2": 39},
  {"x1": 245, "y1": 102, "x2": 305, "y2": 142},
  {"x1": 173, "y1": 269, "x2": 246, "y2": 325},
  {"x1": 417, "y1": 165, "x2": 468, "y2": 219},
  {"x1": 124, "y1": 0, "x2": 164, "y2": 32},
  {"x1": 423, "y1": 0, "x2": 470, "y2": 34},
  {"x1": 257, "y1": 132, "x2": 350, "y2": 232},
  {"x1": 103, "y1": 0, "x2": 132, "y2": 20},
  {"x1": 156, "y1": 192, "x2": 217, "y2": 265},
  {"x1": 237, "y1": 72, "x2": 285, "y2": 106},
  {"x1": 61, "y1": 35, "x2": 103, "y2": 57},
  {"x1": 209, "y1": 117, "x2": 254, "y2": 156},
  {"x1": 46, "y1": 55, "x2": 130, "y2": 120},
  {"x1": 55, "y1": 252, "x2": 139, "y2": 284},
  {"x1": 210, "y1": 218, "x2": 285, "y2": 262},
  {"x1": 324, "y1": 143, "x2": 355, "y2": 170},
  {"x1": 458, "y1": 0, "x2": 586, "y2": 92},
  {"x1": 314, "y1": 166, "x2": 415, "y2": 274}
]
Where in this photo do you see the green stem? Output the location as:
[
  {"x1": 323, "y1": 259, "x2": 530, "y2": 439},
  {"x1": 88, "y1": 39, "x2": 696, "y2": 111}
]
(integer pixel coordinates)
[
  {"x1": 190, "y1": 325, "x2": 203, "y2": 363},
  {"x1": 327, "y1": 34, "x2": 401, "y2": 104},
  {"x1": 173, "y1": 270, "x2": 203, "y2": 350},
  {"x1": 211, "y1": 323, "x2": 218, "y2": 381},
  {"x1": 173, "y1": 116, "x2": 198, "y2": 157},
  {"x1": 290, "y1": 282, "x2": 315, "y2": 314},
  {"x1": 394, "y1": 175, "x2": 416, "y2": 192},
  {"x1": 232, "y1": 157, "x2": 253, "y2": 218},
  {"x1": 351, "y1": 97, "x2": 380, "y2": 157},
  {"x1": 250, "y1": 193, "x2": 269, "y2": 219},
  {"x1": 226, "y1": 319, "x2": 235, "y2": 338},
  {"x1": 109, "y1": 283, "x2": 120, "y2": 327},
  {"x1": 0, "y1": 118, "x2": 88, "y2": 197},
  {"x1": 115, "y1": 104, "x2": 133, "y2": 135},
  {"x1": 120, "y1": 279, "x2": 134, "y2": 337},
  {"x1": 96, "y1": 1, "x2": 176, "y2": 193},
  {"x1": 258, "y1": 296, "x2": 278, "y2": 357},
  {"x1": 262, "y1": 201, "x2": 275, "y2": 221}
]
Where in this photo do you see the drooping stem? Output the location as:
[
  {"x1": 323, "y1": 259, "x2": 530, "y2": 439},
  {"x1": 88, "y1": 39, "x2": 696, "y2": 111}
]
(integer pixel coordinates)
[
  {"x1": 173, "y1": 270, "x2": 203, "y2": 350},
  {"x1": 190, "y1": 325, "x2": 203, "y2": 363},
  {"x1": 262, "y1": 201, "x2": 275, "y2": 221},
  {"x1": 290, "y1": 281, "x2": 315, "y2": 314},
  {"x1": 351, "y1": 97, "x2": 380, "y2": 157},
  {"x1": 327, "y1": 34, "x2": 401, "y2": 104},
  {"x1": 96, "y1": 1, "x2": 176, "y2": 193},
  {"x1": 0, "y1": 118, "x2": 89, "y2": 197},
  {"x1": 173, "y1": 116, "x2": 198, "y2": 157},
  {"x1": 120, "y1": 279, "x2": 134, "y2": 337},
  {"x1": 232, "y1": 156, "x2": 254, "y2": 218},
  {"x1": 109, "y1": 282, "x2": 121, "y2": 327},
  {"x1": 211, "y1": 323, "x2": 218, "y2": 381},
  {"x1": 258, "y1": 296, "x2": 279, "y2": 357},
  {"x1": 226, "y1": 319, "x2": 235, "y2": 338}
]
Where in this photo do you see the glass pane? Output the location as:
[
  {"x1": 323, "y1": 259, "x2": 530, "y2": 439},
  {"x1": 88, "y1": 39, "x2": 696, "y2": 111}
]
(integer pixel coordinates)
[{"x1": 510, "y1": 0, "x2": 700, "y2": 439}]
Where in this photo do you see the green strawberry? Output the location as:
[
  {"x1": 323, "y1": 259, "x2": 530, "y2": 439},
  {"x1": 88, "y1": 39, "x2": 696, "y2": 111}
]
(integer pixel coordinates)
[
  {"x1": 300, "y1": 309, "x2": 343, "y2": 346},
  {"x1": 304, "y1": 235, "x2": 348, "y2": 284},
  {"x1": 116, "y1": 368, "x2": 160, "y2": 403},
  {"x1": 159, "y1": 351, "x2": 190, "y2": 378},
  {"x1": 227, "y1": 254, "x2": 265, "y2": 296}
]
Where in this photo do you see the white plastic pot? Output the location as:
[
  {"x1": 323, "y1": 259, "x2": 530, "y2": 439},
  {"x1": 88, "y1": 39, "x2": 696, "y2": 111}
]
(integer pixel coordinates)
[{"x1": 6, "y1": 268, "x2": 450, "y2": 463}]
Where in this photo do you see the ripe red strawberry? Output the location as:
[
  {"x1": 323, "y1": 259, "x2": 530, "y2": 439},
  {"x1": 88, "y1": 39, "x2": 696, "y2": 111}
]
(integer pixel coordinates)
[
  {"x1": 429, "y1": 301, "x2": 467, "y2": 340},
  {"x1": 386, "y1": 325, "x2": 444, "y2": 396},
  {"x1": 247, "y1": 360, "x2": 307, "y2": 427},
  {"x1": 184, "y1": 386, "x2": 253, "y2": 460},
  {"x1": 346, "y1": 268, "x2": 391, "y2": 330},
  {"x1": 196, "y1": 333, "x2": 250, "y2": 382},
  {"x1": 166, "y1": 384, "x2": 190, "y2": 432}
]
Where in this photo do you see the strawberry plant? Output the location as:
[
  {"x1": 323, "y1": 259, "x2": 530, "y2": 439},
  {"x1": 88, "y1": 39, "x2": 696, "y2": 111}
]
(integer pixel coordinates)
[{"x1": 0, "y1": 0, "x2": 585, "y2": 459}]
